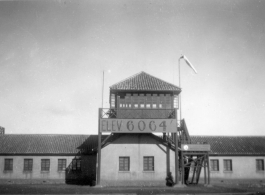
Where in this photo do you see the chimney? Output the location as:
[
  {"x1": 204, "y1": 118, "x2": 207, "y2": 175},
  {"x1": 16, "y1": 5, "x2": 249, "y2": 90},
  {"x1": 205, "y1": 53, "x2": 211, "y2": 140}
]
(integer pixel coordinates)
[{"x1": 0, "y1": 126, "x2": 5, "y2": 135}]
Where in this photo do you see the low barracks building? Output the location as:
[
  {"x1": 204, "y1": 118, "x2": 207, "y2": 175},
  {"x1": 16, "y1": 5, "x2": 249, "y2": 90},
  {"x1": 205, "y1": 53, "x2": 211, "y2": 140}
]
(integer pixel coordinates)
[
  {"x1": 0, "y1": 72, "x2": 265, "y2": 185},
  {"x1": 1, "y1": 134, "x2": 265, "y2": 185}
]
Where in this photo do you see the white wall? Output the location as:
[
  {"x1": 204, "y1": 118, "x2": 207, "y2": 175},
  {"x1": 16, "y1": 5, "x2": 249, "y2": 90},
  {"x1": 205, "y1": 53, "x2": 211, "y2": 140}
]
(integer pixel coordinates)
[
  {"x1": 101, "y1": 134, "x2": 265, "y2": 186},
  {"x1": 207, "y1": 156, "x2": 265, "y2": 179},
  {"x1": 1, "y1": 144, "x2": 264, "y2": 184},
  {"x1": 101, "y1": 134, "x2": 176, "y2": 186}
]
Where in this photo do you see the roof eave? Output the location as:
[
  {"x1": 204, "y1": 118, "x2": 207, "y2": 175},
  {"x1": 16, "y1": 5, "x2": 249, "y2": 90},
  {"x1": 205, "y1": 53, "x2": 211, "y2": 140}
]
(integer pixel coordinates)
[{"x1": 110, "y1": 89, "x2": 181, "y2": 95}]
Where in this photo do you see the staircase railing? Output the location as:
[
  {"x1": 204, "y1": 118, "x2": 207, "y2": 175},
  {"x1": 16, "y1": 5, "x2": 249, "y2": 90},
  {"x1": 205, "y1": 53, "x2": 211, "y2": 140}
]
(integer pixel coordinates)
[{"x1": 179, "y1": 119, "x2": 191, "y2": 144}]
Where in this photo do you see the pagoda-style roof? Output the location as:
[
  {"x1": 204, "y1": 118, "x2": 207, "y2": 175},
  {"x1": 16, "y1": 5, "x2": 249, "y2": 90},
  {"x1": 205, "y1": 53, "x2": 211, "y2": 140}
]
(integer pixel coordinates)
[{"x1": 110, "y1": 71, "x2": 181, "y2": 93}]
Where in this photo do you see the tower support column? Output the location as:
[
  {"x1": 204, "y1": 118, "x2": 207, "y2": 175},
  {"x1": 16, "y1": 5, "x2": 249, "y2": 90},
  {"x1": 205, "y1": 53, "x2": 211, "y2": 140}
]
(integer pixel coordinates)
[{"x1": 96, "y1": 108, "x2": 102, "y2": 186}]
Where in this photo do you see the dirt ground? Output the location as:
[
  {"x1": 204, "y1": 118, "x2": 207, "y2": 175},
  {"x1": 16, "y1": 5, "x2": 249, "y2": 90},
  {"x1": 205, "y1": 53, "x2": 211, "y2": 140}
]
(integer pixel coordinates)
[{"x1": 0, "y1": 183, "x2": 264, "y2": 195}]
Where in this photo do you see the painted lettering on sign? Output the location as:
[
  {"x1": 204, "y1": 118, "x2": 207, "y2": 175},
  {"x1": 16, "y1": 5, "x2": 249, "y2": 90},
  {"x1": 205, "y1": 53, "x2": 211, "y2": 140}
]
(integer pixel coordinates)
[{"x1": 100, "y1": 119, "x2": 177, "y2": 133}]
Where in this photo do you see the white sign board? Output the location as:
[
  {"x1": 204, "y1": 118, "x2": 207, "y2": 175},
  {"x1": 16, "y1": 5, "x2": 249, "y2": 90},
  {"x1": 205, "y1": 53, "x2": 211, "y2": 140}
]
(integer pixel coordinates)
[
  {"x1": 181, "y1": 144, "x2": 211, "y2": 151},
  {"x1": 100, "y1": 119, "x2": 177, "y2": 133}
]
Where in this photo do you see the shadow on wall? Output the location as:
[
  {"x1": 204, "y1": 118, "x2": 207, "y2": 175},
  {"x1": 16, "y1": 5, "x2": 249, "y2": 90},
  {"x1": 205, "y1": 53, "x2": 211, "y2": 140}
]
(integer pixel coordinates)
[
  {"x1": 65, "y1": 135, "x2": 100, "y2": 186},
  {"x1": 65, "y1": 154, "x2": 97, "y2": 186}
]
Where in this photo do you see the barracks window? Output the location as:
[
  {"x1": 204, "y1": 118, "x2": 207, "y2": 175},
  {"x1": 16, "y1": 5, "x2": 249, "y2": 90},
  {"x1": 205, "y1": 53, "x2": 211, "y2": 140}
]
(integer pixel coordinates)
[
  {"x1": 223, "y1": 159, "x2": 232, "y2": 171},
  {"x1": 210, "y1": 159, "x2": 219, "y2": 171},
  {"x1": 143, "y1": 156, "x2": 154, "y2": 171},
  {"x1": 4, "y1": 159, "x2": 13, "y2": 171},
  {"x1": 58, "y1": 159, "x2": 67, "y2": 171},
  {"x1": 256, "y1": 159, "x2": 264, "y2": 171},
  {"x1": 41, "y1": 159, "x2": 50, "y2": 171},
  {"x1": 24, "y1": 159, "x2": 33, "y2": 171},
  {"x1": 72, "y1": 158, "x2": 81, "y2": 171},
  {"x1": 119, "y1": 157, "x2": 130, "y2": 171}
]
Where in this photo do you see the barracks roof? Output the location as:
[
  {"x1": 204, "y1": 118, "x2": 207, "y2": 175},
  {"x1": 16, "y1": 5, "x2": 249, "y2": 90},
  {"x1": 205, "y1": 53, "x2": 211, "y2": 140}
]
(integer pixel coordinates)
[
  {"x1": 0, "y1": 134, "x2": 107, "y2": 155},
  {"x1": 191, "y1": 136, "x2": 265, "y2": 156},
  {"x1": 110, "y1": 71, "x2": 181, "y2": 92},
  {"x1": 0, "y1": 134, "x2": 265, "y2": 156}
]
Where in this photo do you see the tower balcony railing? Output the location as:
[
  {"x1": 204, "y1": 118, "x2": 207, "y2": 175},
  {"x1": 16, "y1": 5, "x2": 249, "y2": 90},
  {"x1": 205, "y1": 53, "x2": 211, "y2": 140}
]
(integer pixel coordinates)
[{"x1": 100, "y1": 108, "x2": 176, "y2": 119}]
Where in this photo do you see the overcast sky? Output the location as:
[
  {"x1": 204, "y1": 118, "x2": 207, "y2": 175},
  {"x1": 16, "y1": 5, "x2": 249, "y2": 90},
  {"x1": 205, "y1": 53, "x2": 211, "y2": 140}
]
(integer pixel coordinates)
[{"x1": 0, "y1": 0, "x2": 265, "y2": 136}]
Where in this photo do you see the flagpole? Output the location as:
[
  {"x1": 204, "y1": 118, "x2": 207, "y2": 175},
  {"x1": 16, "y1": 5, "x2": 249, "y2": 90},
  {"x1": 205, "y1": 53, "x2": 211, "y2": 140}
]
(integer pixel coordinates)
[
  {"x1": 178, "y1": 57, "x2": 182, "y2": 122},
  {"x1": 178, "y1": 55, "x2": 197, "y2": 122},
  {"x1": 102, "y1": 71, "x2": 104, "y2": 108}
]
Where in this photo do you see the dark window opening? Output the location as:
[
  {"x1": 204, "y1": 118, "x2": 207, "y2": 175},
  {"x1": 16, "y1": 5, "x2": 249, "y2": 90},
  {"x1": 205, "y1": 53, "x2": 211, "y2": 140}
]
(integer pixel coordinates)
[
  {"x1": 4, "y1": 159, "x2": 13, "y2": 171},
  {"x1": 144, "y1": 156, "x2": 154, "y2": 171},
  {"x1": 72, "y1": 159, "x2": 81, "y2": 171},
  {"x1": 210, "y1": 159, "x2": 219, "y2": 171},
  {"x1": 58, "y1": 159, "x2": 67, "y2": 171},
  {"x1": 41, "y1": 159, "x2": 50, "y2": 171},
  {"x1": 256, "y1": 159, "x2": 264, "y2": 171},
  {"x1": 223, "y1": 159, "x2": 232, "y2": 171},
  {"x1": 24, "y1": 159, "x2": 33, "y2": 171},
  {"x1": 119, "y1": 157, "x2": 130, "y2": 171}
]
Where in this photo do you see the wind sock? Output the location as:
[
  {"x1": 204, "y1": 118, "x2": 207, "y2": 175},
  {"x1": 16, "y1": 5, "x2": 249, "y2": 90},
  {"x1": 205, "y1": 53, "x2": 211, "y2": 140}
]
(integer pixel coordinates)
[{"x1": 180, "y1": 55, "x2": 197, "y2": 74}]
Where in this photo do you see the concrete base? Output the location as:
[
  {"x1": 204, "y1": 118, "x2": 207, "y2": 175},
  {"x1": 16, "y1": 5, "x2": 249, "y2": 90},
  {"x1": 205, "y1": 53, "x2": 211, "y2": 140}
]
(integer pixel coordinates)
[
  {"x1": 101, "y1": 180, "x2": 167, "y2": 186},
  {"x1": 173, "y1": 183, "x2": 186, "y2": 188},
  {"x1": 93, "y1": 185, "x2": 103, "y2": 188},
  {"x1": 0, "y1": 179, "x2": 65, "y2": 184}
]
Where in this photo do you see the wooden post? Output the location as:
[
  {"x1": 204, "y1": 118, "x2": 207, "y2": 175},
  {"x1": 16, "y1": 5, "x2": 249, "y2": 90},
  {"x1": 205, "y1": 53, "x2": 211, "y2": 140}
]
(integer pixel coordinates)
[
  {"x1": 181, "y1": 151, "x2": 184, "y2": 184},
  {"x1": 204, "y1": 155, "x2": 206, "y2": 185},
  {"x1": 175, "y1": 108, "x2": 179, "y2": 185},
  {"x1": 117, "y1": 96, "x2": 120, "y2": 118},
  {"x1": 97, "y1": 108, "x2": 102, "y2": 185},
  {"x1": 207, "y1": 154, "x2": 210, "y2": 185},
  {"x1": 191, "y1": 161, "x2": 196, "y2": 184},
  {"x1": 166, "y1": 142, "x2": 170, "y2": 175}
]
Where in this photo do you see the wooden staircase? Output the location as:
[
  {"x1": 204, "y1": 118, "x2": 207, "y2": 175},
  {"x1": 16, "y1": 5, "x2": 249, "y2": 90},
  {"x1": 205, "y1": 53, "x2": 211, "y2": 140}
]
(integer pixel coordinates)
[{"x1": 165, "y1": 119, "x2": 209, "y2": 185}]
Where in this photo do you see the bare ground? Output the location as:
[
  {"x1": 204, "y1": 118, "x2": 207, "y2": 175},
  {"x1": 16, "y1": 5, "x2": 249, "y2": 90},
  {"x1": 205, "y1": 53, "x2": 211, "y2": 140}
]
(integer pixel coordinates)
[{"x1": 0, "y1": 183, "x2": 264, "y2": 195}]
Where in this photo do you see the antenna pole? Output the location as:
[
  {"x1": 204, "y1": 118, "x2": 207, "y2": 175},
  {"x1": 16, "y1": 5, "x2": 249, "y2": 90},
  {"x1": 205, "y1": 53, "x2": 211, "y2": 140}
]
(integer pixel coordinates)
[
  {"x1": 179, "y1": 58, "x2": 182, "y2": 121},
  {"x1": 102, "y1": 71, "x2": 104, "y2": 108}
]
